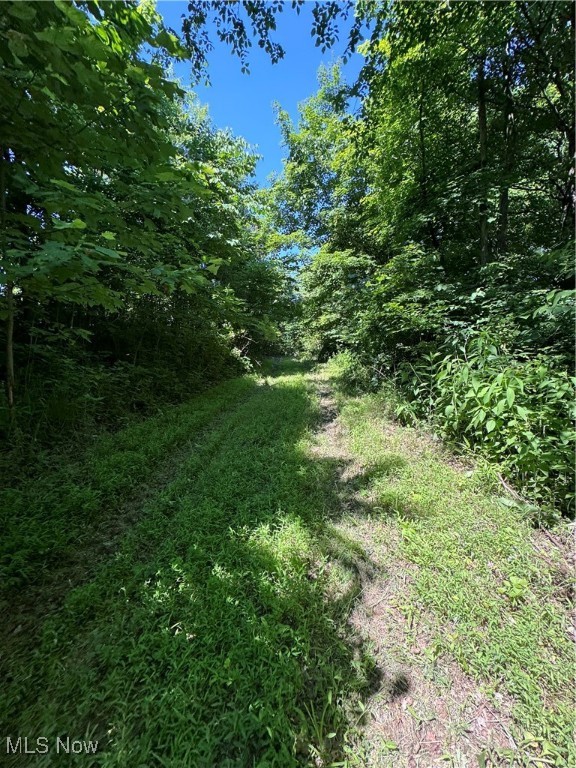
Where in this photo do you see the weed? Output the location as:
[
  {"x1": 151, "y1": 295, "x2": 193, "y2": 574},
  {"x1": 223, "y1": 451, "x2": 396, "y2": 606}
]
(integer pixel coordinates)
[
  {"x1": 1, "y1": 361, "x2": 371, "y2": 767},
  {"x1": 335, "y1": 384, "x2": 575, "y2": 766}
]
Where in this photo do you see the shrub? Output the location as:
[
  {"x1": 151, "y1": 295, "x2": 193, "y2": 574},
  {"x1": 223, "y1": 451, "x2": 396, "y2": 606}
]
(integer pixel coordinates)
[
  {"x1": 326, "y1": 351, "x2": 376, "y2": 394},
  {"x1": 396, "y1": 332, "x2": 575, "y2": 516}
]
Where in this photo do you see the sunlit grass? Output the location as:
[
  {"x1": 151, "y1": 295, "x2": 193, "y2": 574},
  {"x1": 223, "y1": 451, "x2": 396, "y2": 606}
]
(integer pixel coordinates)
[
  {"x1": 3, "y1": 359, "x2": 573, "y2": 767},
  {"x1": 334, "y1": 384, "x2": 575, "y2": 767},
  {"x1": 2, "y1": 361, "x2": 371, "y2": 767}
]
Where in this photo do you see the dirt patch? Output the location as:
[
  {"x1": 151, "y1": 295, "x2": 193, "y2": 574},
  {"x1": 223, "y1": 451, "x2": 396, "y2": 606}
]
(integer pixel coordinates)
[
  {"x1": 307, "y1": 371, "x2": 517, "y2": 767},
  {"x1": 346, "y1": 535, "x2": 516, "y2": 767}
]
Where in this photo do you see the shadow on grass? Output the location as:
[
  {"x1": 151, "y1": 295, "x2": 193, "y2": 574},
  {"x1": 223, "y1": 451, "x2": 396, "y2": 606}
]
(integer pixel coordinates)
[
  {"x1": 2, "y1": 367, "x2": 401, "y2": 767},
  {"x1": 261, "y1": 356, "x2": 316, "y2": 378},
  {"x1": 338, "y1": 456, "x2": 408, "y2": 506},
  {"x1": 0, "y1": 377, "x2": 259, "y2": 673}
]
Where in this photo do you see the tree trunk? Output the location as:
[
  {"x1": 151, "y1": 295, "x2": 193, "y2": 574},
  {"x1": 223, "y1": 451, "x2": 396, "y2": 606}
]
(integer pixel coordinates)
[
  {"x1": 478, "y1": 53, "x2": 489, "y2": 266},
  {"x1": 497, "y1": 45, "x2": 514, "y2": 255},
  {"x1": 5, "y1": 283, "x2": 15, "y2": 410},
  {"x1": 418, "y1": 83, "x2": 440, "y2": 250},
  {"x1": 0, "y1": 148, "x2": 15, "y2": 411},
  {"x1": 497, "y1": 184, "x2": 509, "y2": 256}
]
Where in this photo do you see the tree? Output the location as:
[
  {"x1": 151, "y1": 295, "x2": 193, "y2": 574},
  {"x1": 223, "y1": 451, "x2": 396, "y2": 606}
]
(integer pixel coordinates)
[
  {"x1": 0, "y1": 0, "x2": 291, "y2": 436},
  {"x1": 180, "y1": 0, "x2": 365, "y2": 79},
  {"x1": 270, "y1": 0, "x2": 575, "y2": 514}
]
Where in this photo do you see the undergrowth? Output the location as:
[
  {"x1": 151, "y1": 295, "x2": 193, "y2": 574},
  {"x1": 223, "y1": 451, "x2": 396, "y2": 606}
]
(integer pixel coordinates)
[
  {"x1": 0, "y1": 375, "x2": 256, "y2": 592},
  {"x1": 329, "y1": 362, "x2": 575, "y2": 767},
  {"x1": 327, "y1": 344, "x2": 575, "y2": 520}
]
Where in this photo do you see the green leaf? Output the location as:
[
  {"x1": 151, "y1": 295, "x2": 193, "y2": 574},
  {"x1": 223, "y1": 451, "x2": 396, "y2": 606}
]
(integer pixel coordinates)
[
  {"x1": 154, "y1": 170, "x2": 182, "y2": 182},
  {"x1": 7, "y1": 4, "x2": 36, "y2": 20},
  {"x1": 53, "y1": 218, "x2": 87, "y2": 230},
  {"x1": 506, "y1": 387, "x2": 515, "y2": 407},
  {"x1": 92, "y1": 246, "x2": 122, "y2": 260},
  {"x1": 155, "y1": 29, "x2": 188, "y2": 58},
  {"x1": 72, "y1": 328, "x2": 93, "y2": 341},
  {"x1": 50, "y1": 179, "x2": 78, "y2": 192},
  {"x1": 7, "y1": 32, "x2": 29, "y2": 59},
  {"x1": 54, "y1": 0, "x2": 88, "y2": 26}
]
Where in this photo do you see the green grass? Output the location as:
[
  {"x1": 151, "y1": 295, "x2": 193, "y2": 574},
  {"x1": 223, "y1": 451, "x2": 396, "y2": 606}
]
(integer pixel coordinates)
[
  {"x1": 2, "y1": 360, "x2": 372, "y2": 767},
  {"x1": 2, "y1": 358, "x2": 573, "y2": 767},
  {"x1": 330, "y1": 370, "x2": 574, "y2": 767},
  {"x1": 0, "y1": 375, "x2": 257, "y2": 592}
]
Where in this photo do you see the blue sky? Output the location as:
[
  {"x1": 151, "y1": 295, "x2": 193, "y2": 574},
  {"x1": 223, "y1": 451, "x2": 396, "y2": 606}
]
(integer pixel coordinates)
[{"x1": 157, "y1": 2, "x2": 364, "y2": 187}]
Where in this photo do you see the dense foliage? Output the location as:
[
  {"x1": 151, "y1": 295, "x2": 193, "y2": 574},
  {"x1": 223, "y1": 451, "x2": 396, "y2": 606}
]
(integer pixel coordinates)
[
  {"x1": 1, "y1": 3, "x2": 574, "y2": 766},
  {"x1": 0, "y1": 1, "x2": 291, "y2": 456},
  {"x1": 271, "y1": 1, "x2": 575, "y2": 516}
]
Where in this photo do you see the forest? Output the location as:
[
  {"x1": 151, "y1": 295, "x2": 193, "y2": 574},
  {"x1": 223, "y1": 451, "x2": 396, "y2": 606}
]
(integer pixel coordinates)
[{"x1": 1, "y1": 2, "x2": 574, "y2": 767}]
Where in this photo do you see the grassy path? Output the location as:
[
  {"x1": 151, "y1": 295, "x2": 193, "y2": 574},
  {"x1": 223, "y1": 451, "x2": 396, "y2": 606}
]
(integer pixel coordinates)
[
  {"x1": 2, "y1": 361, "x2": 372, "y2": 767},
  {"x1": 311, "y1": 364, "x2": 574, "y2": 767},
  {"x1": 1, "y1": 360, "x2": 573, "y2": 767}
]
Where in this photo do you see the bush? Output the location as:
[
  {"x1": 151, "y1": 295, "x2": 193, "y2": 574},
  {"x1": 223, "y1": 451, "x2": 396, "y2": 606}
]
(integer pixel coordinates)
[
  {"x1": 396, "y1": 332, "x2": 575, "y2": 517},
  {"x1": 326, "y1": 351, "x2": 376, "y2": 393}
]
